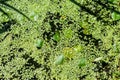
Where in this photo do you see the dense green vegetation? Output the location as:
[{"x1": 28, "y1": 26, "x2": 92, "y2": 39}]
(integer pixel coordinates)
[{"x1": 1, "y1": 0, "x2": 120, "y2": 79}]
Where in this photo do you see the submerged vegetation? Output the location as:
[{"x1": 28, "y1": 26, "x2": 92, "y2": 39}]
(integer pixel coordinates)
[{"x1": 1, "y1": 0, "x2": 120, "y2": 79}]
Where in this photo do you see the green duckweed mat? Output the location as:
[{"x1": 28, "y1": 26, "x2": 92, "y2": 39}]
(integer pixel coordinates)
[{"x1": 1, "y1": 0, "x2": 120, "y2": 80}]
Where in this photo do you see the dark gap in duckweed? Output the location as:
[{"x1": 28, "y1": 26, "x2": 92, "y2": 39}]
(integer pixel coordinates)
[
  {"x1": 43, "y1": 12, "x2": 62, "y2": 46},
  {"x1": 1, "y1": 58, "x2": 8, "y2": 66},
  {"x1": 0, "y1": 33, "x2": 19, "y2": 42},
  {"x1": 18, "y1": 48, "x2": 24, "y2": 52},
  {"x1": 12, "y1": 74, "x2": 20, "y2": 80},
  {"x1": 44, "y1": 52, "x2": 51, "y2": 63},
  {"x1": 9, "y1": 43, "x2": 13, "y2": 47},
  {"x1": 78, "y1": 74, "x2": 88, "y2": 80},
  {"x1": 70, "y1": 0, "x2": 107, "y2": 23},
  {"x1": 44, "y1": 12, "x2": 61, "y2": 22},
  {"x1": 0, "y1": 19, "x2": 16, "y2": 34},
  {"x1": 109, "y1": 56, "x2": 115, "y2": 62},
  {"x1": 70, "y1": 0, "x2": 119, "y2": 25},
  {"x1": 93, "y1": 60, "x2": 111, "y2": 79},
  {"x1": 104, "y1": 48, "x2": 111, "y2": 53},
  {"x1": 10, "y1": 48, "x2": 17, "y2": 52},
  {"x1": 22, "y1": 54, "x2": 29, "y2": 60},
  {"x1": 11, "y1": 34, "x2": 20, "y2": 40},
  {"x1": 53, "y1": 77, "x2": 56, "y2": 80},
  {"x1": 17, "y1": 68, "x2": 23, "y2": 76},
  {"x1": 24, "y1": 56, "x2": 41, "y2": 69},
  {"x1": 67, "y1": 20, "x2": 74, "y2": 25},
  {"x1": 43, "y1": 31, "x2": 52, "y2": 42},
  {"x1": 1, "y1": 53, "x2": 15, "y2": 66},
  {"x1": 31, "y1": 75, "x2": 38, "y2": 80},
  {"x1": 14, "y1": 34, "x2": 19, "y2": 38},
  {"x1": 16, "y1": 67, "x2": 35, "y2": 80},
  {"x1": 8, "y1": 53, "x2": 15, "y2": 61},
  {"x1": 93, "y1": 0, "x2": 120, "y2": 14},
  {"x1": 43, "y1": 65, "x2": 51, "y2": 80},
  {"x1": 43, "y1": 12, "x2": 76, "y2": 47},
  {"x1": 22, "y1": 53, "x2": 43, "y2": 71},
  {"x1": 49, "y1": 21, "x2": 61, "y2": 32},
  {"x1": 77, "y1": 27, "x2": 102, "y2": 47},
  {"x1": 101, "y1": 29, "x2": 108, "y2": 37},
  {"x1": 0, "y1": 74, "x2": 4, "y2": 80},
  {"x1": 0, "y1": 33, "x2": 9, "y2": 42},
  {"x1": 43, "y1": 53, "x2": 52, "y2": 79}
]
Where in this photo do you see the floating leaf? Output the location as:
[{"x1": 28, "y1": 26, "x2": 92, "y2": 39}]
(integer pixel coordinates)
[
  {"x1": 35, "y1": 39, "x2": 43, "y2": 49},
  {"x1": 63, "y1": 27, "x2": 73, "y2": 39},
  {"x1": 112, "y1": 12, "x2": 120, "y2": 21},
  {"x1": 53, "y1": 31, "x2": 60, "y2": 42},
  {"x1": 74, "y1": 45, "x2": 83, "y2": 53},
  {"x1": 55, "y1": 55, "x2": 64, "y2": 65},
  {"x1": 78, "y1": 58, "x2": 87, "y2": 67},
  {"x1": 63, "y1": 47, "x2": 74, "y2": 59}
]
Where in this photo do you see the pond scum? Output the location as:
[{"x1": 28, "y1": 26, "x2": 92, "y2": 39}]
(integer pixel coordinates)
[{"x1": 0, "y1": 0, "x2": 120, "y2": 80}]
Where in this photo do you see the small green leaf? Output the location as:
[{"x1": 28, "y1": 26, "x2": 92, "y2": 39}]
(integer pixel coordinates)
[
  {"x1": 55, "y1": 55, "x2": 64, "y2": 65},
  {"x1": 35, "y1": 39, "x2": 43, "y2": 49},
  {"x1": 53, "y1": 31, "x2": 60, "y2": 42},
  {"x1": 112, "y1": 12, "x2": 120, "y2": 21},
  {"x1": 63, "y1": 28, "x2": 73, "y2": 39},
  {"x1": 78, "y1": 58, "x2": 86, "y2": 67},
  {"x1": 74, "y1": 45, "x2": 83, "y2": 53},
  {"x1": 63, "y1": 47, "x2": 74, "y2": 59}
]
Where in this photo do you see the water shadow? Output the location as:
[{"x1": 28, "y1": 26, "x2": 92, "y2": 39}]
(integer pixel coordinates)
[
  {"x1": 0, "y1": 0, "x2": 31, "y2": 20},
  {"x1": 0, "y1": 19, "x2": 16, "y2": 34},
  {"x1": 70, "y1": 0, "x2": 120, "y2": 25}
]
